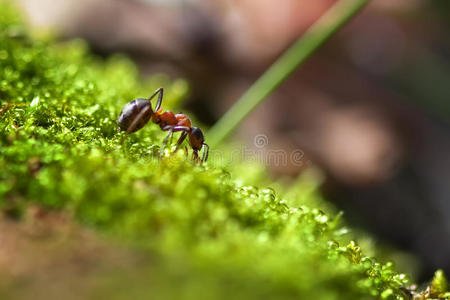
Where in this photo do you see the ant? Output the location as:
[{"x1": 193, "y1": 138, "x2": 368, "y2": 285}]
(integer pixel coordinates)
[{"x1": 117, "y1": 88, "x2": 209, "y2": 163}]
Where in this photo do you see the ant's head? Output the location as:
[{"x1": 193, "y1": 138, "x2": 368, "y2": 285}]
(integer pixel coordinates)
[{"x1": 188, "y1": 127, "x2": 205, "y2": 151}]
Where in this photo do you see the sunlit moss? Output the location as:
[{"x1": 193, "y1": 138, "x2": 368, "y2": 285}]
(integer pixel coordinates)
[{"x1": 0, "y1": 1, "x2": 448, "y2": 299}]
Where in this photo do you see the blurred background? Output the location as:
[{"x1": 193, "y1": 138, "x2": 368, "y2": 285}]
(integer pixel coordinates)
[{"x1": 16, "y1": 0, "x2": 450, "y2": 280}]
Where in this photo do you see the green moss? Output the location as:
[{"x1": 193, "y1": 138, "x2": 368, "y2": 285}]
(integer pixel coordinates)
[
  {"x1": 0, "y1": 2, "x2": 448, "y2": 299},
  {"x1": 431, "y1": 270, "x2": 450, "y2": 298}
]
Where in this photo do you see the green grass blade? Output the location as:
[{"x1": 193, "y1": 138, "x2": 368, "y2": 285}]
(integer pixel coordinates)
[{"x1": 208, "y1": 0, "x2": 370, "y2": 147}]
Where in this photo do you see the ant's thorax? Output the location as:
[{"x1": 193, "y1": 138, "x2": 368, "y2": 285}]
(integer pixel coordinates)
[{"x1": 153, "y1": 109, "x2": 192, "y2": 130}]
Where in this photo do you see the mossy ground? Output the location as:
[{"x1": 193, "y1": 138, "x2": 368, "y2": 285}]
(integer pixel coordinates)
[{"x1": 0, "y1": 2, "x2": 449, "y2": 299}]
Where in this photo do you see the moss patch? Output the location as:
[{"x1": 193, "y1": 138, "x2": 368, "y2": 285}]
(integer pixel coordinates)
[{"x1": 0, "y1": 2, "x2": 448, "y2": 299}]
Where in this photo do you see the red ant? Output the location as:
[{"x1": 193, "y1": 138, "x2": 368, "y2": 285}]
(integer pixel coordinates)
[{"x1": 117, "y1": 88, "x2": 209, "y2": 163}]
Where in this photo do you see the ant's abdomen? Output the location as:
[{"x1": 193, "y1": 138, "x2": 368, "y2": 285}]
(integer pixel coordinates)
[{"x1": 118, "y1": 98, "x2": 152, "y2": 133}]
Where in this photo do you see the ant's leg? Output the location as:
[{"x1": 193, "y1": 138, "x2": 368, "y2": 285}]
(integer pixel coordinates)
[
  {"x1": 162, "y1": 125, "x2": 189, "y2": 133},
  {"x1": 160, "y1": 125, "x2": 189, "y2": 156},
  {"x1": 172, "y1": 127, "x2": 190, "y2": 157},
  {"x1": 175, "y1": 131, "x2": 188, "y2": 151},
  {"x1": 167, "y1": 126, "x2": 190, "y2": 150},
  {"x1": 171, "y1": 126, "x2": 190, "y2": 133},
  {"x1": 160, "y1": 128, "x2": 174, "y2": 156},
  {"x1": 192, "y1": 150, "x2": 199, "y2": 163},
  {"x1": 201, "y1": 143, "x2": 210, "y2": 163},
  {"x1": 147, "y1": 88, "x2": 164, "y2": 111}
]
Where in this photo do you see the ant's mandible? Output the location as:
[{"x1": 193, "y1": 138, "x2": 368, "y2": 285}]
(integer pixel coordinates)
[{"x1": 117, "y1": 88, "x2": 209, "y2": 163}]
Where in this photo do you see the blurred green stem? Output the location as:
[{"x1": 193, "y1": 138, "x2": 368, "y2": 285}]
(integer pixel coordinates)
[{"x1": 208, "y1": 0, "x2": 370, "y2": 147}]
